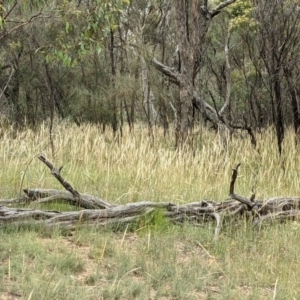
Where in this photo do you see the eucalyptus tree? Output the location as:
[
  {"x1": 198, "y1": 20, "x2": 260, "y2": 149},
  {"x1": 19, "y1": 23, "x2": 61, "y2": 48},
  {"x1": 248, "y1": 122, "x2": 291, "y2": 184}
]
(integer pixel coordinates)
[{"x1": 153, "y1": 0, "x2": 237, "y2": 147}]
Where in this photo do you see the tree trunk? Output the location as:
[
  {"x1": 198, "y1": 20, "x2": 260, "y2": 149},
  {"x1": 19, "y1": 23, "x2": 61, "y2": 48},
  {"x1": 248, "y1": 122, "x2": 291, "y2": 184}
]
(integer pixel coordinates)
[
  {"x1": 0, "y1": 66, "x2": 13, "y2": 120},
  {"x1": 109, "y1": 29, "x2": 118, "y2": 136},
  {"x1": 284, "y1": 68, "x2": 300, "y2": 141},
  {"x1": 174, "y1": 0, "x2": 195, "y2": 146},
  {"x1": 274, "y1": 71, "x2": 284, "y2": 155},
  {"x1": 141, "y1": 57, "x2": 158, "y2": 138},
  {"x1": 11, "y1": 62, "x2": 23, "y2": 126},
  {"x1": 173, "y1": 0, "x2": 236, "y2": 147}
]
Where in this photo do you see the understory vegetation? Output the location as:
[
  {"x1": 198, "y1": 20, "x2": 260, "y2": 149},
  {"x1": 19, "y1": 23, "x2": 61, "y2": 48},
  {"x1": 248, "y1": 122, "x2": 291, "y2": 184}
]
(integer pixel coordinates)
[{"x1": 1, "y1": 122, "x2": 300, "y2": 299}]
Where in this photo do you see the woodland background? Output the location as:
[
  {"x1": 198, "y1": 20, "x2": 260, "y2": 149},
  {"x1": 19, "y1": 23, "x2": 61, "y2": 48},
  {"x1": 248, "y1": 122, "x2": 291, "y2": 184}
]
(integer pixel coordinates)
[{"x1": 0, "y1": 0, "x2": 299, "y2": 153}]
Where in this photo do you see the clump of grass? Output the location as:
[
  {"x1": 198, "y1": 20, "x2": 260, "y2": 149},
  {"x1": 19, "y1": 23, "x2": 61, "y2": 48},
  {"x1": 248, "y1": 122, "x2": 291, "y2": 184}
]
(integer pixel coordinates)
[{"x1": 48, "y1": 253, "x2": 85, "y2": 274}]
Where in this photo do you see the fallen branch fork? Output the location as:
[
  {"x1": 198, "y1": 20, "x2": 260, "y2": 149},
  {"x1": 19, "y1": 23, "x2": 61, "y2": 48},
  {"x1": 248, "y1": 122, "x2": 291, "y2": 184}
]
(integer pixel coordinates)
[{"x1": 1, "y1": 157, "x2": 300, "y2": 236}]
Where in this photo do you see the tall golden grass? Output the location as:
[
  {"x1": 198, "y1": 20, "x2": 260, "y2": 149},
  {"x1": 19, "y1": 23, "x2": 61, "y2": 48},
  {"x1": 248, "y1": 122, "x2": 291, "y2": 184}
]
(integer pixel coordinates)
[{"x1": 1, "y1": 121, "x2": 299, "y2": 203}]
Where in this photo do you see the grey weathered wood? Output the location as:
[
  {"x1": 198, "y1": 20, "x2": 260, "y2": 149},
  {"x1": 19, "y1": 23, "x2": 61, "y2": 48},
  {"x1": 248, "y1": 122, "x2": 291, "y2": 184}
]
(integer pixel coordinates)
[
  {"x1": 1, "y1": 158, "x2": 300, "y2": 232},
  {"x1": 38, "y1": 154, "x2": 82, "y2": 205},
  {"x1": 2, "y1": 194, "x2": 300, "y2": 229},
  {"x1": 23, "y1": 188, "x2": 116, "y2": 209}
]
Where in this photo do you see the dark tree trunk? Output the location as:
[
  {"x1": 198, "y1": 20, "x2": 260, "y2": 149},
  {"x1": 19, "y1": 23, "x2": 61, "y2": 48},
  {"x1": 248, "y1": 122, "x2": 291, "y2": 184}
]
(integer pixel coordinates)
[
  {"x1": 290, "y1": 87, "x2": 300, "y2": 136},
  {"x1": 11, "y1": 58, "x2": 23, "y2": 127},
  {"x1": 274, "y1": 72, "x2": 284, "y2": 155},
  {"x1": 174, "y1": 0, "x2": 204, "y2": 146},
  {"x1": 109, "y1": 29, "x2": 118, "y2": 136},
  {"x1": 25, "y1": 92, "x2": 36, "y2": 128},
  {"x1": 284, "y1": 68, "x2": 300, "y2": 139}
]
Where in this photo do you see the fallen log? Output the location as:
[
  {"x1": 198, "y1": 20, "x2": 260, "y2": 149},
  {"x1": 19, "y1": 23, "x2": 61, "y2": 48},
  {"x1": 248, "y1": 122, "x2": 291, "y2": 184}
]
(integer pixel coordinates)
[{"x1": 1, "y1": 157, "x2": 300, "y2": 238}]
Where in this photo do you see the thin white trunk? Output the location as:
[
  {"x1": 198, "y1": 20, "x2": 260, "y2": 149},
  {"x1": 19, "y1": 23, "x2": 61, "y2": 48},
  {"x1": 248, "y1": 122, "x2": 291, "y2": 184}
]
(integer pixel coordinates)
[
  {"x1": 219, "y1": 31, "x2": 231, "y2": 117},
  {"x1": 141, "y1": 57, "x2": 158, "y2": 125},
  {"x1": 0, "y1": 67, "x2": 14, "y2": 119}
]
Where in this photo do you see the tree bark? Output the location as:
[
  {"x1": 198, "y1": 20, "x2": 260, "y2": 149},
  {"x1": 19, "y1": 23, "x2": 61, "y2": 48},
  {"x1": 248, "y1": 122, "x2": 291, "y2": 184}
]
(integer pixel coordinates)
[
  {"x1": 174, "y1": 0, "x2": 194, "y2": 146},
  {"x1": 109, "y1": 28, "x2": 118, "y2": 136}
]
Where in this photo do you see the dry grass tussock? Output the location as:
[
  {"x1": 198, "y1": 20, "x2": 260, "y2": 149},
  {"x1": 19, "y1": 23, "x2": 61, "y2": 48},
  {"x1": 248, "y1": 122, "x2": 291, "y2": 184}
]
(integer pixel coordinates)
[{"x1": 1, "y1": 122, "x2": 300, "y2": 299}]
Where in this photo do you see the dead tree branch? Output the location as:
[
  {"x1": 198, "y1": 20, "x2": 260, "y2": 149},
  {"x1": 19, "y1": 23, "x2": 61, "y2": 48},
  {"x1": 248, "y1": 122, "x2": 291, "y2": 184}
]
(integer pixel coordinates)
[
  {"x1": 0, "y1": 158, "x2": 300, "y2": 232},
  {"x1": 38, "y1": 154, "x2": 82, "y2": 203},
  {"x1": 210, "y1": 0, "x2": 236, "y2": 18}
]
